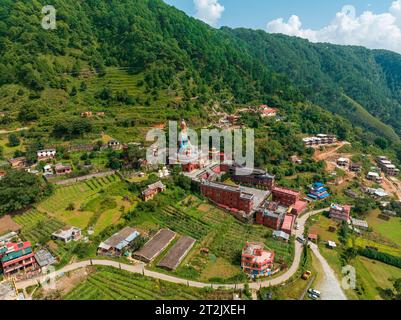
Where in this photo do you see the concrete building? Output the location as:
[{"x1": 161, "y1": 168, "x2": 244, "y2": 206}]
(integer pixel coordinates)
[
  {"x1": 37, "y1": 149, "x2": 56, "y2": 161},
  {"x1": 52, "y1": 226, "x2": 82, "y2": 243},
  {"x1": 255, "y1": 201, "x2": 289, "y2": 230},
  {"x1": 308, "y1": 182, "x2": 330, "y2": 201},
  {"x1": 366, "y1": 172, "x2": 383, "y2": 183},
  {"x1": 376, "y1": 156, "x2": 400, "y2": 176},
  {"x1": 329, "y1": 203, "x2": 351, "y2": 223},
  {"x1": 0, "y1": 242, "x2": 39, "y2": 279},
  {"x1": 241, "y1": 242, "x2": 275, "y2": 278},
  {"x1": 55, "y1": 163, "x2": 72, "y2": 175}
]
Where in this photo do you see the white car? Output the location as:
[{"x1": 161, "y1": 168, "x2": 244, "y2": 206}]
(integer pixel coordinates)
[
  {"x1": 308, "y1": 288, "x2": 321, "y2": 297},
  {"x1": 308, "y1": 293, "x2": 319, "y2": 300}
]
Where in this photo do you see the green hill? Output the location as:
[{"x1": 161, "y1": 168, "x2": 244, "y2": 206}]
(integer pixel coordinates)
[{"x1": 1, "y1": 0, "x2": 401, "y2": 147}]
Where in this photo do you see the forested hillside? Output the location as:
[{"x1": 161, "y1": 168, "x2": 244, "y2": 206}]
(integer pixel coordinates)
[
  {"x1": 225, "y1": 28, "x2": 401, "y2": 142},
  {"x1": 1, "y1": 0, "x2": 401, "y2": 151}
]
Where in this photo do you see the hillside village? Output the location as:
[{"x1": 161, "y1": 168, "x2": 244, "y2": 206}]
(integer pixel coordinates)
[
  {"x1": 1, "y1": 100, "x2": 401, "y2": 301},
  {"x1": 1, "y1": 0, "x2": 401, "y2": 306}
]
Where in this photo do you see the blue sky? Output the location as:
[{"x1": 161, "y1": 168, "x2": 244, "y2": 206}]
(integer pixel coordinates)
[
  {"x1": 165, "y1": 0, "x2": 391, "y2": 29},
  {"x1": 164, "y1": 0, "x2": 401, "y2": 54}
]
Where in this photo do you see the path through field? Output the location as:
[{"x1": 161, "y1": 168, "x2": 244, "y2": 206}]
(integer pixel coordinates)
[{"x1": 0, "y1": 127, "x2": 29, "y2": 135}]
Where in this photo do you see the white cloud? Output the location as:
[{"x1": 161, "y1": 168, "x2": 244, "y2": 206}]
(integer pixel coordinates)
[
  {"x1": 193, "y1": 0, "x2": 225, "y2": 26},
  {"x1": 266, "y1": 1, "x2": 401, "y2": 54}
]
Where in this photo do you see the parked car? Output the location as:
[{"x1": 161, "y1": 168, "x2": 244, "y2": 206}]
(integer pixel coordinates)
[
  {"x1": 297, "y1": 236, "x2": 305, "y2": 244},
  {"x1": 308, "y1": 293, "x2": 319, "y2": 300},
  {"x1": 308, "y1": 288, "x2": 321, "y2": 297}
]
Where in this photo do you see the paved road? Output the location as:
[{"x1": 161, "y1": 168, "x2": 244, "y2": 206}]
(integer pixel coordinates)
[
  {"x1": 16, "y1": 208, "x2": 332, "y2": 292},
  {"x1": 309, "y1": 243, "x2": 347, "y2": 300}
]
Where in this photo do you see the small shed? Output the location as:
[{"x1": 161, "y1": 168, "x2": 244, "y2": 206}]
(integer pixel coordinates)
[{"x1": 327, "y1": 241, "x2": 337, "y2": 249}]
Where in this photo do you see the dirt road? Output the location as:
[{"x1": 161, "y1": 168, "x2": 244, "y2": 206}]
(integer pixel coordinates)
[
  {"x1": 309, "y1": 243, "x2": 347, "y2": 300},
  {"x1": 313, "y1": 142, "x2": 350, "y2": 162}
]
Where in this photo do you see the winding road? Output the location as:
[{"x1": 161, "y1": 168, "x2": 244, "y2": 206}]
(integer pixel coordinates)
[{"x1": 15, "y1": 208, "x2": 346, "y2": 299}]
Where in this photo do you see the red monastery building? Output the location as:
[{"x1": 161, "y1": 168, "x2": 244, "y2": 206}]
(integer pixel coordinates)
[
  {"x1": 272, "y1": 187, "x2": 307, "y2": 215},
  {"x1": 200, "y1": 181, "x2": 254, "y2": 214}
]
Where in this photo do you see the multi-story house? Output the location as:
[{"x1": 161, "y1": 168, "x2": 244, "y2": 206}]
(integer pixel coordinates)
[{"x1": 241, "y1": 242, "x2": 275, "y2": 278}]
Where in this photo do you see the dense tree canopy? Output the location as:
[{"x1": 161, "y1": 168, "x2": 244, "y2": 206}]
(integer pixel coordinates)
[{"x1": 0, "y1": 170, "x2": 52, "y2": 215}]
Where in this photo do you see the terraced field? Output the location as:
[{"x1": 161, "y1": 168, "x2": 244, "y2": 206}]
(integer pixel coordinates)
[
  {"x1": 64, "y1": 267, "x2": 227, "y2": 300},
  {"x1": 38, "y1": 174, "x2": 121, "y2": 215},
  {"x1": 13, "y1": 209, "x2": 65, "y2": 244},
  {"x1": 155, "y1": 206, "x2": 211, "y2": 240}
]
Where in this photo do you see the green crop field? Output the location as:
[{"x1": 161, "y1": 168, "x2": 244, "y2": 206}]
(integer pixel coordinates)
[
  {"x1": 12, "y1": 209, "x2": 65, "y2": 244},
  {"x1": 36, "y1": 174, "x2": 125, "y2": 230},
  {"x1": 353, "y1": 256, "x2": 401, "y2": 300},
  {"x1": 63, "y1": 266, "x2": 232, "y2": 300}
]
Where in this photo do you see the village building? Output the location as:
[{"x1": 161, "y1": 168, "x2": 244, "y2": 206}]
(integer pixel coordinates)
[
  {"x1": 80, "y1": 111, "x2": 93, "y2": 118},
  {"x1": 227, "y1": 165, "x2": 275, "y2": 190},
  {"x1": 329, "y1": 203, "x2": 351, "y2": 222},
  {"x1": 37, "y1": 149, "x2": 56, "y2": 161},
  {"x1": 290, "y1": 155, "x2": 303, "y2": 164},
  {"x1": 96, "y1": 112, "x2": 105, "y2": 117},
  {"x1": 133, "y1": 229, "x2": 176, "y2": 263},
  {"x1": 308, "y1": 182, "x2": 330, "y2": 201},
  {"x1": 258, "y1": 105, "x2": 278, "y2": 118},
  {"x1": 376, "y1": 156, "x2": 400, "y2": 176},
  {"x1": 98, "y1": 227, "x2": 140, "y2": 257},
  {"x1": 55, "y1": 163, "x2": 72, "y2": 175},
  {"x1": 8, "y1": 157, "x2": 26, "y2": 169},
  {"x1": 241, "y1": 242, "x2": 275, "y2": 278},
  {"x1": 308, "y1": 233, "x2": 318, "y2": 242},
  {"x1": 34, "y1": 250, "x2": 57, "y2": 268},
  {"x1": 43, "y1": 164, "x2": 53, "y2": 175},
  {"x1": 303, "y1": 134, "x2": 337, "y2": 147},
  {"x1": 52, "y1": 226, "x2": 82, "y2": 243},
  {"x1": 281, "y1": 214, "x2": 295, "y2": 235},
  {"x1": 0, "y1": 242, "x2": 40, "y2": 279},
  {"x1": 141, "y1": 181, "x2": 166, "y2": 202},
  {"x1": 327, "y1": 241, "x2": 337, "y2": 249},
  {"x1": 0, "y1": 170, "x2": 5, "y2": 179},
  {"x1": 158, "y1": 167, "x2": 170, "y2": 178},
  {"x1": 349, "y1": 163, "x2": 362, "y2": 173},
  {"x1": 200, "y1": 181, "x2": 255, "y2": 215},
  {"x1": 157, "y1": 236, "x2": 196, "y2": 271},
  {"x1": 362, "y1": 187, "x2": 389, "y2": 199},
  {"x1": 366, "y1": 172, "x2": 383, "y2": 183},
  {"x1": 272, "y1": 230, "x2": 290, "y2": 242},
  {"x1": 255, "y1": 201, "x2": 289, "y2": 230},
  {"x1": 350, "y1": 218, "x2": 369, "y2": 230},
  {"x1": 272, "y1": 187, "x2": 308, "y2": 215},
  {"x1": 337, "y1": 157, "x2": 350, "y2": 167},
  {"x1": 108, "y1": 140, "x2": 122, "y2": 150}
]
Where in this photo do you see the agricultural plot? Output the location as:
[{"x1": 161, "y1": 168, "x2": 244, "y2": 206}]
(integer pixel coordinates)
[
  {"x1": 36, "y1": 174, "x2": 123, "y2": 229},
  {"x1": 12, "y1": 209, "x2": 65, "y2": 244},
  {"x1": 164, "y1": 199, "x2": 294, "y2": 282},
  {"x1": 153, "y1": 206, "x2": 212, "y2": 240},
  {"x1": 63, "y1": 266, "x2": 229, "y2": 300}
]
